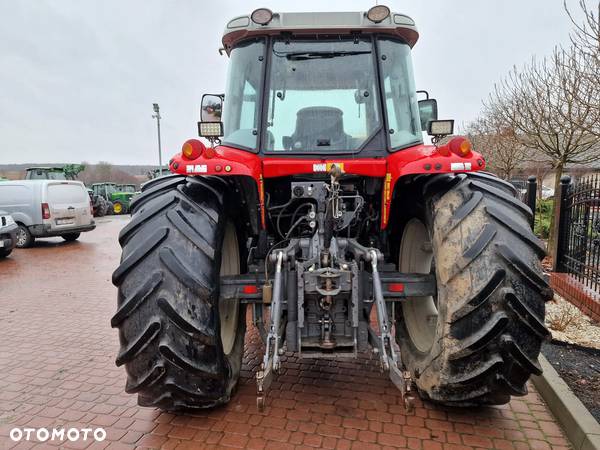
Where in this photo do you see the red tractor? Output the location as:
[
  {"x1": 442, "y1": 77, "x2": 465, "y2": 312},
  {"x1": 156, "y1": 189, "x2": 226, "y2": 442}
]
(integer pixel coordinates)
[{"x1": 112, "y1": 6, "x2": 551, "y2": 411}]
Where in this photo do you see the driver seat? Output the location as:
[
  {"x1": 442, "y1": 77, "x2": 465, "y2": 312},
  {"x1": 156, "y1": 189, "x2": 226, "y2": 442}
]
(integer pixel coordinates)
[{"x1": 288, "y1": 106, "x2": 351, "y2": 150}]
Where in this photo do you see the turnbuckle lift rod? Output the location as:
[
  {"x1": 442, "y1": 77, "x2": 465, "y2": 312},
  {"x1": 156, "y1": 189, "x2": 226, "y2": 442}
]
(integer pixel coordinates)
[
  {"x1": 256, "y1": 250, "x2": 285, "y2": 411},
  {"x1": 368, "y1": 249, "x2": 415, "y2": 412}
]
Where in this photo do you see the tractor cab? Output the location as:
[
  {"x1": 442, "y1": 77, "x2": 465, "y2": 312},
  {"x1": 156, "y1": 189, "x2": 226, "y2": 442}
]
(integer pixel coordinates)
[
  {"x1": 197, "y1": 6, "x2": 447, "y2": 156},
  {"x1": 115, "y1": 184, "x2": 136, "y2": 194},
  {"x1": 25, "y1": 167, "x2": 68, "y2": 180}
]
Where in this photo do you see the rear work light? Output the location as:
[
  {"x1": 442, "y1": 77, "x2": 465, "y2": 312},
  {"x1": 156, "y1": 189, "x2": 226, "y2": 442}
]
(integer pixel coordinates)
[
  {"x1": 41, "y1": 203, "x2": 50, "y2": 219},
  {"x1": 367, "y1": 5, "x2": 390, "y2": 23},
  {"x1": 251, "y1": 8, "x2": 273, "y2": 25}
]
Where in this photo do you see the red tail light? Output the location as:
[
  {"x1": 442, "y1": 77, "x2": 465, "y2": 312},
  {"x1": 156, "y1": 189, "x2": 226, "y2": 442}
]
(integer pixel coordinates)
[
  {"x1": 448, "y1": 137, "x2": 472, "y2": 157},
  {"x1": 41, "y1": 203, "x2": 51, "y2": 219},
  {"x1": 243, "y1": 285, "x2": 258, "y2": 294},
  {"x1": 203, "y1": 146, "x2": 216, "y2": 159},
  {"x1": 388, "y1": 283, "x2": 405, "y2": 293},
  {"x1": 181, "y1": 139, "x2": 205, "y2": 160}
]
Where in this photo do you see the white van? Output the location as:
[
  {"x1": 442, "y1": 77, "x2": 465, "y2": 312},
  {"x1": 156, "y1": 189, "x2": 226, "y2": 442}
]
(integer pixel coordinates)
[{"x1": 0, "y1": 180, "x2": 95, "y2": 247}]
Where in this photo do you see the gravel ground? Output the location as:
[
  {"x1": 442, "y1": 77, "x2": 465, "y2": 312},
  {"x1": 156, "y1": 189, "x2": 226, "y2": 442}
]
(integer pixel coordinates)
[
  {"x1": 543, "y1": 292, "x2": 600, "y2": 424},
  {"x1": 541, "y1": 340, "x2": 600, "y2": 423},
  {"x1": 545, "y1": 295, "x2": 600, "y2": 350}
]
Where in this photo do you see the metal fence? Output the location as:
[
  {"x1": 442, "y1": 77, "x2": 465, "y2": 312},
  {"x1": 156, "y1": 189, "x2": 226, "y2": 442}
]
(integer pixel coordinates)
[{"x1": 554, "y1": 174, "x2": 600, "y2": 295}]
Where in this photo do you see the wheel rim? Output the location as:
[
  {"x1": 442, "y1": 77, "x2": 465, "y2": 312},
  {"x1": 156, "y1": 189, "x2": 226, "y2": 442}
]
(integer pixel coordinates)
[
  {"x1": 16, "y1": 227, "x2": 27, "y2": 247},
  {"x1": 219, "y1": 222, "x2": 240, "y2": 355},
  {"x1": 114, "y1": 203, "x2": 122, "y2": 214},
  {"x1": 399, "y1": 218, "x2": 438, "y2": 353}
]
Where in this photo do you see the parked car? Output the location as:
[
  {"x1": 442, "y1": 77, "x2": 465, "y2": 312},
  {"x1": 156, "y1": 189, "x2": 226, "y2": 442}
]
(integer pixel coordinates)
[
  {"x1": 508, "y1": 179, "x2": 554, "y2": 200},
  {"x1": 0, "y1": 210, "x2": 18, "y2": 258},
  {"x1": 541, "y1": 185, "x2": 555, "y2": 199},
  {"x1": 0, "y1": 180, "x2": 95, "y2": 247}
]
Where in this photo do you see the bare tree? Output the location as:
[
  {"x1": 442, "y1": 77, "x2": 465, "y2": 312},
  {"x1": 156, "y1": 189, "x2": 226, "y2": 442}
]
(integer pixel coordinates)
[
  {"x1": 487, "y1": 45, "x2": 599, "y2": 245},
  {"x1": 488, "y1": 46, "x2": 599, "y2": 192},
  {"x1": 564, "y1": 0, "x2": 600, "y2": 137},
  {"x1": 465, "y1": 110, "x2": 525, "y2": 180},
  {"x1": 78, "y1": 162, "x2": 139, "y2": 186}
]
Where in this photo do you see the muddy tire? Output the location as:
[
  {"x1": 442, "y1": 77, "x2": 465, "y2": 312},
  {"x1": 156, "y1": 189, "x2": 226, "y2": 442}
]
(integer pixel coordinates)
[
  {"x1": 111, "y1": 175, "x2": 246, "y2": 410},
  {"x1": 395, "y1": 172, "x2": 552, "y2": 405},
  {"x1": 94, "y1": 198, "x2": 106, "y2": 217}
]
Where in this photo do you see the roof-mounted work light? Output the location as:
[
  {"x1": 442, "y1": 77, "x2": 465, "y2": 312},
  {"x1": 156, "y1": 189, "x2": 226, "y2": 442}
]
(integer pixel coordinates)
[
  {"x1": 367, "y1": 5, "x2": 390, "y2": 23},
  {"x1": 251, "y1": 8, "x2": 273, "y2": 25}
]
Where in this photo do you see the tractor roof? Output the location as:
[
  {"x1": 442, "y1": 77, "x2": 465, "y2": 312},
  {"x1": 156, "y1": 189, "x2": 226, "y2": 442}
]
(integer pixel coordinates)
[{"x1": 222, "y1": 9, "x2": 419, "y2": 53}]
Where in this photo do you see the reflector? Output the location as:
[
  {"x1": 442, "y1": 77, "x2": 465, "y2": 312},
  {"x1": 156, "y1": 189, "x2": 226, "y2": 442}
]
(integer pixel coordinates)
[
  {"x1": 388, "y1": 283, "x2": 404, "y2": 292},
  {"x1": 243, "y1": 285, "x2": 258, "y2": 294},
  {"x1": 367, "y1": 5, "x2": 390, "y2": 23}
]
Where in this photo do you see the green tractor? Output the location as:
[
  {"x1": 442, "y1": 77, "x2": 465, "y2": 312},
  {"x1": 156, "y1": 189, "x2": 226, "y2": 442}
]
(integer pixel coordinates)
[
  {"x1": 24, "y1": 165, "x2": 85, "y2": 181},
  {"x1": 90, "y1": 183, "x2": 135, "y2": 215},
  {"x1": 87, "y1": 188, "x2": 111, "y2": 217},
  {"x1": 115, "y1": 183, "x2": 139, "y2": 196}
]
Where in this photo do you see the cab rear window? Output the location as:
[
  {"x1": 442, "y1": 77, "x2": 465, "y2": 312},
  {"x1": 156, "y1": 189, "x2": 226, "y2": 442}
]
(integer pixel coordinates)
[{"x1": 47, "y1": 184, "x2": 87, "y2": 203}]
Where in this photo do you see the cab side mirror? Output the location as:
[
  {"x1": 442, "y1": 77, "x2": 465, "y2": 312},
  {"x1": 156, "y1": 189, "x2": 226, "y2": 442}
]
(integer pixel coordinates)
[
  {"x1": 199, "y1": 94, "x2": 224, "y2": 138},
  {"x1": 418, "y1": 98, "x2": 438, "y2": 131}
]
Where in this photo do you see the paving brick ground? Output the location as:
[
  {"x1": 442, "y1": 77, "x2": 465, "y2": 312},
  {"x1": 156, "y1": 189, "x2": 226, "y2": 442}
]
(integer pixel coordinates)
[{"x1": 0, "y1": 217, "x2": 571, "y2": 449}]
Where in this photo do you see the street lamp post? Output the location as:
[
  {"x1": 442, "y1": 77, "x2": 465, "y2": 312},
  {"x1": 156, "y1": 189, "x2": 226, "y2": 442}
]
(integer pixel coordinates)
[{"x1": 152, "y1": 103, "x2": 163, "y2": 175}]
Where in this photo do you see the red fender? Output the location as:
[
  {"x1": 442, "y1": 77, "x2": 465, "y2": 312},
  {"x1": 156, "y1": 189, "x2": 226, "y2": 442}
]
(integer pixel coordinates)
[{"x1": 169, "y1": 138, "x2": 485, "y2": 230}]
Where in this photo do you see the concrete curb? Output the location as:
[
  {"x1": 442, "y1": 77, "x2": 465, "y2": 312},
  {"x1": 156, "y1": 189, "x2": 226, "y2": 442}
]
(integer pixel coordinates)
[{"x1": 532, "y1": 353, "x2": 600, "y2": 450}]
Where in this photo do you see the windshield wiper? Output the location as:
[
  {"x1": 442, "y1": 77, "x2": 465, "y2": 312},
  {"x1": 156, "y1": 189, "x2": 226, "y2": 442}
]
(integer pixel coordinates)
[{"x1": 280, "y1": 51, "x2": 371, "y2": 61}]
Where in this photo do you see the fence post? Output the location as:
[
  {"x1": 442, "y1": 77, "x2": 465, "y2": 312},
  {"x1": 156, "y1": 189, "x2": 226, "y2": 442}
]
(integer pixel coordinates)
[
  {"x1": 526, "y1": 175, "x2": 537, "y2": 229},
  {"x1": 552, "y1": 175, "x2": 571, "y2": 273}
]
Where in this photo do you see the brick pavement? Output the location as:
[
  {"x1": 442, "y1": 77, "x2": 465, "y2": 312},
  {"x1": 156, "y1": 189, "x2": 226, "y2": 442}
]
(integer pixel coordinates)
[{"x1": 0, "y1": 217, "x2": 571, "y2": 449}]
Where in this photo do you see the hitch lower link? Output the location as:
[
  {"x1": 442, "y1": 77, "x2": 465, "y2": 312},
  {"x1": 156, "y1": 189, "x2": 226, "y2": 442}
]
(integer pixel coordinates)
[
  {"x1": 368, "y1": 249, "x2": 415, "y2": 412},
  {"x1": 256, "y1": 250, "x2": 285, "y2": 411},
  {"x1": 255, "y1": 248, "x2": 415, "y2": 412}
]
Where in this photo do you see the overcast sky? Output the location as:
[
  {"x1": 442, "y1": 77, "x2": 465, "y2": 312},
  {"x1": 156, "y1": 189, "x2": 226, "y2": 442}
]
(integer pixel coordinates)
[{"x1": 0, "y1": 0, "x2": 583, "y2": 165}]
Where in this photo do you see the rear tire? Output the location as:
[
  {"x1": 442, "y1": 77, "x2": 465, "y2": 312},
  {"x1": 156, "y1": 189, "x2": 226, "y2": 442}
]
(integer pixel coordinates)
[
  {"x1": 111, "y1": 176, "x2": 246, "y2": 410},
  {"x1": 15, "y1": 224, "x2": 34, "y2": 248},
  {"x1": 62, "y1": 233, "x2": 80, "y2": 242},
  {"x1": 0, "y1": 247, "x2": 13, "y2": 258},
  {"x1": 395, "y1": 173, "x2": 552, "y2": 405}
]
